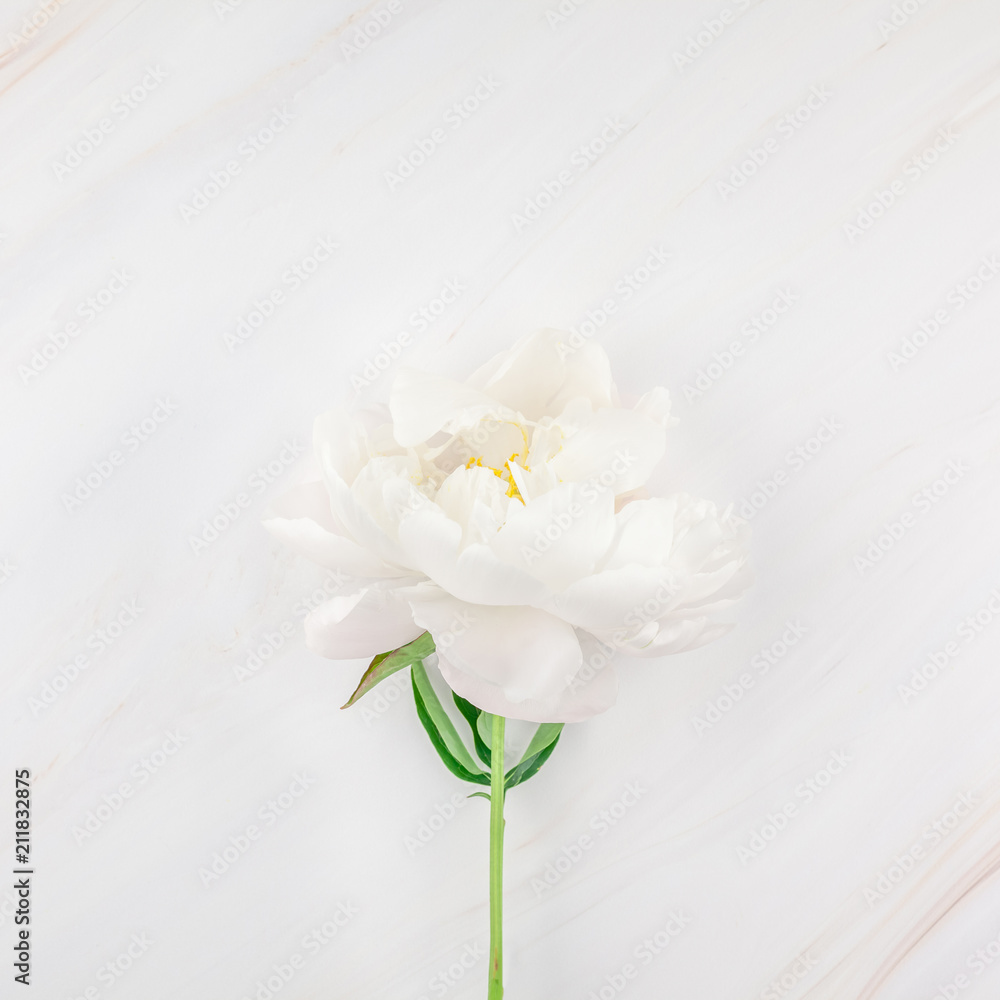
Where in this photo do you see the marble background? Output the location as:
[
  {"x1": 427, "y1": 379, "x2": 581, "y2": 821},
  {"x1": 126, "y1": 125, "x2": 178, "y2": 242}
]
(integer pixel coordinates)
[{"x1": 3, "y1": 0, "x2": 1000, "y2": 997}]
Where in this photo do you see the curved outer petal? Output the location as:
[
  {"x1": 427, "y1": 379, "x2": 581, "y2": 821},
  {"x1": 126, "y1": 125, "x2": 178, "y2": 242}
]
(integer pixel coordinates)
[
  {"x1": 317, "y1": 455, "x2": 427, "y2": 576},
  {"x1": 632, "y1": 385, "x2": 676, "y2": 428},
  {"x1": 668, "y1": 559, "x2": 753, "y2": 612},
  {"x1": 600, "y1": 495, "x2": 752, "y2": 655},
  {"x1": 396, "y1": 508, "x2": 551, "y2": 606},
  {"x1": 490, "y1": 481, "x2": 616, "y2": 592},
  {"x1": 263, "y1": 482, "x2": 410, "y2": 579},
  {"x1": 466, "y1": 329, "x2": 618, "y2": 419},
  {"x1": 389, "y1": 367, "x2": 517, "y2": 447},
  {"x1": 432, "y1": 464, "x2": 511, "y2": 545},
  {"x1": 547, "y1": 406, "x2": 667, "y2": 495},
  {"x1": 542, "y1": 565, "x2": 681, "y2": 631},
  {"x1": 313, "y1": 409, "x2": 371, "y2": 485},
  {"x1": 613, "y1": 619, "x2": 734, "y2": 658},
  {"x1": 668, "y1": 506, "x2": 733, "y2": 573},
  {"x1": 405, "y1": 587, "x2": 587, "y2": 720},
  {"x1": 304, "y1": 583, "x2": 424, "y2": 660},
  {"x1": 435, "y1": 644, "x2": 619, "y2": 723},
  {"x1": 600, "y1": 497, "x2": 678, "y2": 571},
  {"x1": 550, "y1": 340, "x2": 619, "y2": 413}
]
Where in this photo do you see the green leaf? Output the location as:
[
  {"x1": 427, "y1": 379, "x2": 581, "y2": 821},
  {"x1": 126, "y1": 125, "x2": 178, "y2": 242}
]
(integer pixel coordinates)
[
  {"x1": 411, "y1": 662, "x2": 489, "y2": 786},
  {"x1": 520, "y1": 722, "x2": 563, "y2": 762},
  {"x1": 340, "y1": 632, "x2": 436, "y2": 709},
  {"x1": 452, "y1": 692, "x2": 491, "y2": 767},
  {"x1": 467, "y1": 791, "x2": 491, "y2": 801},
  {"x1": 503, "y1": 722, "x2": 564, "y2": 790},
  {"x1": 476, "y1": 711, "x2": 494, "y2": 751},
  {"x1": 505, "y1": 734, "x2": 561, "y2": 790}
]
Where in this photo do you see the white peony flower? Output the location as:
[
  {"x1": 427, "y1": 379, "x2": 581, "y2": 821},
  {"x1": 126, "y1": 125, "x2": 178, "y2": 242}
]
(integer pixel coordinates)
[{"x1": 265, "y1": 329, "x2": 751, "y2": 722}]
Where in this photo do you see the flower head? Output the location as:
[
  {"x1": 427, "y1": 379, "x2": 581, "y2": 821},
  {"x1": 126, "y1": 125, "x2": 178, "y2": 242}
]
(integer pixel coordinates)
[{"x1": 266, "y1": 330, "x2": 751, "y2": 722}]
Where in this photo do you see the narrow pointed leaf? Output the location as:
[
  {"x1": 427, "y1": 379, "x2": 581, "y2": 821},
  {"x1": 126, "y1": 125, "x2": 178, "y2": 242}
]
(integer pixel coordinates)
[
  {"x1": 411, "y1": 661, "x2": 488, "y2": 782},
  {"x1": 520, "y1": 722, "x2": 563, "y2": 762},
  {"x1": 340, "y1": 631, "x2": 436, "y2": 709},
  {"x1": 452, "y1": 692, "x2": 491, "y2": 767},
  {"x1": 467, "y1": 791, "x2": 491, "y2": 801},
  {"x1": 505, "y1": 733, "x2": 562, "y2": 790},
  {"x1": 411, "y1": 670, "x2": 490, "y2": 786},
  {"x1": 413, "y1": 685, "x2": 490, "y2": 785},
  {"x1": 476, "y1": 711, "x2": 494, "y2": 750}
]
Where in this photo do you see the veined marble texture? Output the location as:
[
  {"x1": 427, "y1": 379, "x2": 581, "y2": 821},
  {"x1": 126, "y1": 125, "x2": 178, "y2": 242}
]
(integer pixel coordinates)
[{"x1": 2, "y1": 0, "x2": 1000, "y2": 997}]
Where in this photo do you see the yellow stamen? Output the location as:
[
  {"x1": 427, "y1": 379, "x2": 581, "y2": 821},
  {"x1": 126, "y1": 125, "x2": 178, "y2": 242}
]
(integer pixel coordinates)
[
  {"x1": 464, "y1": 453, "x2": 526, "y2": 503},
  {"x1": 503, "y1": 459, "x2": 525, "y2": 503}
]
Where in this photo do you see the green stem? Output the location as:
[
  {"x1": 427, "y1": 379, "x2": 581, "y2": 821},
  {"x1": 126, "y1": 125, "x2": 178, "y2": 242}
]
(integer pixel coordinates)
[{"x1": 489, "y1": 714, "x2": 505, "y2": 999}]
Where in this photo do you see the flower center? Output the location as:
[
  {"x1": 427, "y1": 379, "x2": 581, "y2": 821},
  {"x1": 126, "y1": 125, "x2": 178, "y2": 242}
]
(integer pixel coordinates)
[{"x1": 465, "y1": 451, "x2": 529, "y2": 503}]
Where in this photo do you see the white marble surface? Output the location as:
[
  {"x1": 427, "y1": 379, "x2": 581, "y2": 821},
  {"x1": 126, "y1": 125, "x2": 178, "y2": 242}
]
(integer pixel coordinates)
[{"x1": 3, "y1": 1, "x2": 1000, "y2": 997}]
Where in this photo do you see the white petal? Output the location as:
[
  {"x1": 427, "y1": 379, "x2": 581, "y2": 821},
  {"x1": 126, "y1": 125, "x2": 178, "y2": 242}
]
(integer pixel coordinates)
[
  {"x1": 491, "y1": 481, "x2": 616, "y2": 591},
  {"x1": 313, "y1": 409, "x2": 370, "y2": 485},
  {"x1": 547, "y1": 406, "x2": 666, "y2": 494},
  {"x1": 670, "y1": 559, "x2": 752, "y2": 611},
  {"x1": 318, "y1": 454, "x2": 450, "y2": 577},
  {"x1": 433, "y1": 464, "x2": 511, "y2": 544},
  {"x1": 543, "y1": 566, "x2": 681, "y2": 631},
  {"x1": 623, "y1": 620, "x2": 734, "y2": 658},
  {"x1": 406, "y1": 589, "x2": 582, "y2": 711},
  {"x1": 600, "y1": 497, "x2": 678, "y2": 570},
  {"x1": 312, "y1": 415, "x2": 424, "y2": 574},
  {"x1": 525, "y1": 418, "x2": 565, "y2": 467},
  {"x1": 467, "y1": 329, "x2": 617, "y2": 420},
  {"x1": 305, "y1": 584, "x2": 424, "y2": 659},
  {"x1": 550, "y1": 340, "x2": 619, "y2": 412},
  {"x1": 395, "y1": 501, "x2": 551, "y2": 606},
  {"x1": 389, "y1": 368, "x2": 516, "y2": 447},
  {"x1": 436, "y1": 645, "x2": 618, "y2": 723},
  {"x1": 633, "y1": 385, "x2": 677, "y2": 428},
  {"x1": 668, "y1": 511, "x2": 728, "y2": 574},
  {"x1": 505, "y1": 460, "x2": 560, "y2": 505},
  {"x1": 667, "y1": 497, "x2": 752, "y2": 577},
  {"x1": 263, "y1": 482, "x2": 410, "y2": 579}
]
